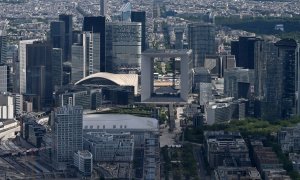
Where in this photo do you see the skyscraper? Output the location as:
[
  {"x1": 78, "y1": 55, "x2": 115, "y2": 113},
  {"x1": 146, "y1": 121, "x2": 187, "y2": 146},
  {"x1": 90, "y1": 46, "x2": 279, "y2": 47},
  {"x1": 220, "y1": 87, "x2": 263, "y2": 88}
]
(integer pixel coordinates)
[
  {"x1": 83, "y1": 16, "x2": 106, "y2": 73},
  {"x1": 71, "y1": 43, "x2": 85, "y2": 83},
  {"x1": 174, "y1": 28, "x2": 184, "y2": 50},
  {"x1": 188, "y1": 23, "x2": 216, "y2": 67},
  {"x1": 100, "y1": 0, "x2": 106, "y2": 16},
  {"x1": 0, "y1": 64, "x2": 12, "y2": 93},
  {"x1": 254, "y1": 39, "x2": 299, "y2": 120},
  {"x1": 52, "y1": 48, "x2": 63, "y2": 90},
  {"x1": 52, "y1": 105, "x2": 83, "y2": 170},
  {"x1": 106, "y1": 22, "x2": 142, "y2": 73},
  {"x1": 26, "y1": 41, "x2": 52, "y2": 110},
  {"x1": 120, "y1": 2, "x2": 131, "y2": 22},
  {"x1": 19, "y1": 39, "x2": 38, "y2": 94},
  {"x1": 231, "y1": 36, "x2": 259, "y2": 69},
  {"x1": 0, "y1": 35, "x2": 8, "y2": 64},
  {"x1": 131, "y1": 11, "x2": 146, "y2": 51},
  {"x1": 50, "y1": 21, "x2": 65, "y2": 55},
  {"x1": 59, "y1": 14, "x2": 73, "y2": 61}
]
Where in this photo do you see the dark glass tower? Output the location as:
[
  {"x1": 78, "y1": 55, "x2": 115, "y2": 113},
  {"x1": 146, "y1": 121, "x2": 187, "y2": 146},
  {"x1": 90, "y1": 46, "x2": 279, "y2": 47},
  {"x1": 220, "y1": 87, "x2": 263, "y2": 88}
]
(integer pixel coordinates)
[
  {"x1": 188, "y1": 23, "x2": 216, "y2": 67},
  {"x1": 231, "y1": 37, "x2": 259, "y2": 69},
  {"x1": 0, "y1": 35, "x2": 7, "y2": 64},
  {"x1": 83, "y1": 16, "x2": 106, "y2": 72},
  {"x1": 59, "y1": 14, "x2": 73, "y2": 62},
  {"x1": 254, "y1": 39, "x2": 299, "y2": 120},
  {"x1": 52, "y1": 48, "x2": 63, "y2": 90},
  {"x1": 26, "y1": 42, "x2": 52, "y2": 110},
  {"x1": 131, "y1": 11, "x2": 146, "y2": 51},
  {"x1": 50, "y1": 21, "x2": 65, "y2": 55}
]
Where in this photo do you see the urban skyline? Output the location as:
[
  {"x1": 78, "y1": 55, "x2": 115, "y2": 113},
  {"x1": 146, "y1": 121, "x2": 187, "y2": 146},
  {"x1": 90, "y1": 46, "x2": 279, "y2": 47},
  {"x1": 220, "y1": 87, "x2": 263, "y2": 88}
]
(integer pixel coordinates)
[{"x1": 0, "y1": 0, "x2": 300, "y2": 179}]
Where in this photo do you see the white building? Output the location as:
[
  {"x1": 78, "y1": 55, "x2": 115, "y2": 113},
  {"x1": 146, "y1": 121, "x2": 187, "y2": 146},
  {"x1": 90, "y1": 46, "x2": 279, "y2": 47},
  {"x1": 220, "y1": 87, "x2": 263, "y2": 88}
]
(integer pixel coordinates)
[
  {"x1": 141, "y1": 49, "x2": 192, "y2": 102},
  {"x1": 18, "y1": 39, "x2": 38, "y2": 94},
  {"x1": 83, "y1": 31, "x2": 101, "y2": 75},
  {"x1": 0, "y1": 94, "x2": 14, "y2": 120},
  {"x1": 14, "y1": 94, "x2": 23, "y2": 115},
  {"x1": 206, "y1": 103, "x2": 231, "y2": 125},
  {"x1": 74, "y1": 150, "x2": 93, "y2": 177},
  {"x1": 52, "y1": 105, "x2": 83, "y2": 170},
  {"x1": 206, "y1": 98, "x2": 247, "y2": 125}
]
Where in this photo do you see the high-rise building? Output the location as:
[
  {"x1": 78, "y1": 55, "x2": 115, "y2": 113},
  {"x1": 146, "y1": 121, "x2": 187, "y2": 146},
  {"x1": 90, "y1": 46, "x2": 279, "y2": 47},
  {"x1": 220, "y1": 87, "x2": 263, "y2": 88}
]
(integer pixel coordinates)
[
  {"x1": 52, "y1": 105, "x2": 83, "y2": 170},
  {"x1": 59, "y1": 14, "x2": 73, "y2": 61},
  {"x1": 83, "y1": 16, "x2": 106, "y2": 72},
  {"x1": 14, "y1": 94, "x2": 23, "y2": 115},
  {"x1": 0, "y1": 35, "x2": 8, "y2": 64},
  {"x1": 74, "y1": 150, "x2": 93, "y2": 177},
  {"x1": 0, "y1": 65, "x2": 12, "y2": 93},
  {"x1": 231, "y1": 36, "x2": 259, "y2": 69},
  {"x1": 100, "y1": 0, "x2": 106, "y2": 16},
  {"x1": 188, "y1": 23, "x2": 216, "y2": 67},
  {"x1": 254, "y1": 39, "x2": 275, "y2": 100},
  {"x1": 26, "y1": 41, "x2": 52, "y2": 110},
  {"x1": 106, "y1": 22, "x2": 142, "y2": 73},
  {"x1": 254, "y1": 39, "x2": 299, "y2": 120},
  {"x1": 131, "y1": 11, "x2": 146, "y2": 51},
  {"x1": 174, "y1": 28, "x2": 184, "y2": 50},
  {"x1": 224, "y1": 67, "x2": 255, "y2": 99},
  {"x1": 71, "y1": 43, "x2": 85, "y2": 83},
  {"x1": 19, "y1": 39, "x2": 38, "y2": 94},
  {"x1": 50, "y1": 21, "x2": 65, "y2": 54},
  {"x1": 120, "y1": 2, "x2": 131, "y2": 22},
  {"x1": 52, "y1": 48, "x2": 63, "y2": 90},
  {"x1": 83, "y1": 31, "x2": 101, "y2": 75}
]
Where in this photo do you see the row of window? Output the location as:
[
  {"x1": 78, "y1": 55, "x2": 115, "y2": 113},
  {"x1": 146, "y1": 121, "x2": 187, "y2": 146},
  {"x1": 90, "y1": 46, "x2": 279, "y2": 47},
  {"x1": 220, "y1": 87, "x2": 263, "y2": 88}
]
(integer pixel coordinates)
[{"x1": 84, "y1": 124, "x2": 127, "y2": 129}]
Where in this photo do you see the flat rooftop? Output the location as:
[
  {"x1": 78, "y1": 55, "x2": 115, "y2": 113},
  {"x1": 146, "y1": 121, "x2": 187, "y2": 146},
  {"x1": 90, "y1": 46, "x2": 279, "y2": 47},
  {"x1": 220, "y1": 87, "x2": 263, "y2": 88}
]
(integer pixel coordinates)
[{"x1": 83, "y1": 114, "x2": 158, "y2": 131}]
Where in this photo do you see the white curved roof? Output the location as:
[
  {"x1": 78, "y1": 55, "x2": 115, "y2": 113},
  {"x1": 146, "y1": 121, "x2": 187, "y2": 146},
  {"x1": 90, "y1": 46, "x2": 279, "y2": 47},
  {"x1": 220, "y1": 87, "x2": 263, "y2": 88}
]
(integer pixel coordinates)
[{"x1": 75, "y1": 72, "x2": 138, "y2": 94}]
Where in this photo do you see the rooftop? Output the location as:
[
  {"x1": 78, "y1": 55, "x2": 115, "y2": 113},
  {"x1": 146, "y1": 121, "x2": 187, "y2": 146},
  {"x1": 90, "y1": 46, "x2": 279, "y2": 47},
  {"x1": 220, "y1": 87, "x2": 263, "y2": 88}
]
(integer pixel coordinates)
[
  {"x1": 83, "y1": 114, "x2": 159, "y2": 131},
  {"x1": 76, "y1": 150, "x2": 92, "y2": 159}
]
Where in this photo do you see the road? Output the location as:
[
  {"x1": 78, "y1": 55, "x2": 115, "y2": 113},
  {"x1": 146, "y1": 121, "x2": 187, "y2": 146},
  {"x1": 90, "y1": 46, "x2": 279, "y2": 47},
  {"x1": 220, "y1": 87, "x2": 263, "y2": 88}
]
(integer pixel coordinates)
[
  {"x1": 160, "y1": 107, "x2": 184, "y2": 147},
  {"x1": 193, "y1": 146, "x2": 211, "y2": 180}
]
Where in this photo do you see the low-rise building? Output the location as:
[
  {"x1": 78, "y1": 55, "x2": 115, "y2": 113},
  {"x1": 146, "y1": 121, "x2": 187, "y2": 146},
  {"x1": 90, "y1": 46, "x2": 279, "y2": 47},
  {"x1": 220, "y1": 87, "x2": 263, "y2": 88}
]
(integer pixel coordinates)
[
  {"x1": 83, "y1": 114, "x2": 160, "y2": 180},
  {"x1": 204, "y1": 131, "x2": 251, "y2": 168},
  {"x1": 278, "y1": 124, "x2": 300, "y2": 153},
  {"x1": 21, "y1": 116, "x2": 46, "y2": 148},
  {"x1": 253, "y1": 146, "x2": 284, "y2": 178},
  {"x1": 83, "y1": 132, "x2": 134, "y2": 162},
  {"x1": 183, "y1": 104, "x2": 201, "y2": 118},
  {"x1": 206, "y1": 98, "x2": 248, "y2": 125},
  {"x1": 289, "y1": 153, "x2": 300, "y2": 174},
  {"x1": 214, "y1": 166, "x2": 261, "y2": 180},
  {"x1": 263, "y1": 169, "x2": 291, "y2": 180},
  {"x1": 0, "y1": 94, "x2": 14, "y2": 120}
]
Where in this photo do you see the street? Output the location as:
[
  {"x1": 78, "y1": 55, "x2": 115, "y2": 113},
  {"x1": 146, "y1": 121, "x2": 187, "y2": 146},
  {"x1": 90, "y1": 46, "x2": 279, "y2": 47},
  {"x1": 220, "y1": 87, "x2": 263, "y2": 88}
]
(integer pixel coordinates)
[{"x1": 193, "y1": 146, "x2": 211, "y2": 180}]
